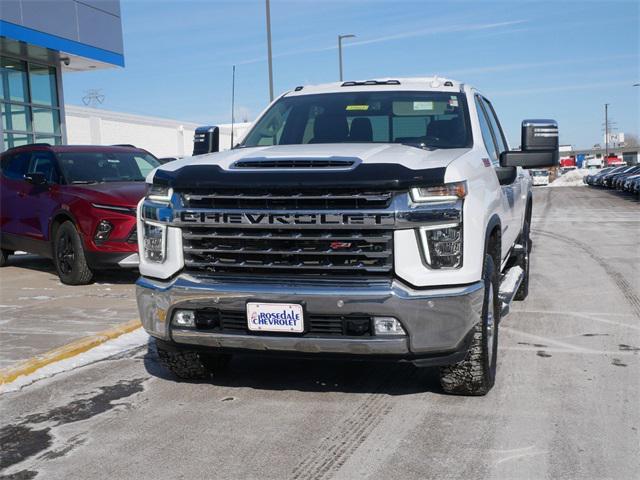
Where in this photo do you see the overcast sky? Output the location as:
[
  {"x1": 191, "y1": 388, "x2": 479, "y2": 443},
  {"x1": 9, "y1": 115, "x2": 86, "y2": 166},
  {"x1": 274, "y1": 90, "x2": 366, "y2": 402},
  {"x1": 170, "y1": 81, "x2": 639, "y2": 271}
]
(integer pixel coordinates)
[{"x1": 63, "y1": 0, "x2": 639, "y2": 149}]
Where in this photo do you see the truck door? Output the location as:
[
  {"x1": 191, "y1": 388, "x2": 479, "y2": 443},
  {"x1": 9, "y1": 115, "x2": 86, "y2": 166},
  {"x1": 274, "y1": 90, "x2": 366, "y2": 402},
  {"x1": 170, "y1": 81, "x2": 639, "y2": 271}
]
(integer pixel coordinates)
[
  {"x1": 474, "y1": 96, "x2": 520, "y2": 261},
  {"x1": 481, "y1": 97, "x2": 527, "y2": 234}
]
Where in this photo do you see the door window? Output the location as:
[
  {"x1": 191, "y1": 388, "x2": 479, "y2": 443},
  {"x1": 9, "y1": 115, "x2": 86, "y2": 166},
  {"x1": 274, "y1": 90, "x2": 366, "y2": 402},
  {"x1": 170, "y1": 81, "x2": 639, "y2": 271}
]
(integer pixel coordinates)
[
  {"x1": 0, "y1": 152, "x2": 30, "y2": 180},
  {"x1": 28, "y1": 151, "x2": 58, "y2": 183},
  {"x1": 474, "y1": 96, "x2": 498, "y2": 164},
  {"x1": 481, "y1": 98, "x2": 508, "y2": 155}
]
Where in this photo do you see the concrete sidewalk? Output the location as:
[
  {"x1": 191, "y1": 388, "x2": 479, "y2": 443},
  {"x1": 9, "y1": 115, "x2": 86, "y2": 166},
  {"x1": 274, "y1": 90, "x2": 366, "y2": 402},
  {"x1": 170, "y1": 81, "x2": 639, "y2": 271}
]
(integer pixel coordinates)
[{"x1": 0, "y1": 254, "x2": 139, "y2": 369}]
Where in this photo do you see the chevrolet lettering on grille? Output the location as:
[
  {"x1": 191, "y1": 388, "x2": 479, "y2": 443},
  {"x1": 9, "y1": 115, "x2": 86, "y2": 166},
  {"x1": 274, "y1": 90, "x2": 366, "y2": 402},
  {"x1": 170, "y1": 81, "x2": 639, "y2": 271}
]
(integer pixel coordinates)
[{"x1": 178, "y1": 211, "x2": 395, "y2": 227}]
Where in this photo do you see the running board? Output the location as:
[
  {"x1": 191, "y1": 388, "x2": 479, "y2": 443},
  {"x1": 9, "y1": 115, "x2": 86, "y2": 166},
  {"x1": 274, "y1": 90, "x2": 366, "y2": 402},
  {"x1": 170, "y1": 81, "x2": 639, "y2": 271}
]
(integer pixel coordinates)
[{"x1": 498, "y1": 265, "x2": 524, "y2": 317}]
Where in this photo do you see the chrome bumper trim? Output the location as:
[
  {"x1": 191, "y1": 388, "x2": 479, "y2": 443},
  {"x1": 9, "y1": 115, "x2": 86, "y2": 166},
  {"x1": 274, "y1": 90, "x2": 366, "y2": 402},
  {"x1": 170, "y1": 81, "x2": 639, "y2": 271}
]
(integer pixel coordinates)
[{"x1": 136, "y1": 275, "x2": 484, "y2": 355}]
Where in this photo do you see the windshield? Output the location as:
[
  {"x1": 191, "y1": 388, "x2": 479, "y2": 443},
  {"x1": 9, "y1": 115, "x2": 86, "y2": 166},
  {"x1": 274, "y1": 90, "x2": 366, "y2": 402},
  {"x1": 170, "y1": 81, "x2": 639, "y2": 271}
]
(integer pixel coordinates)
[
  {"x1": 532, "y1": 170, "x2": 548, "y2": 176},
  {"x1": 57, "y1": 151, "x2": 160, "y2": 184},
  {"x1": 241, "y1": 91, "x2": 471, "y2": 149}
]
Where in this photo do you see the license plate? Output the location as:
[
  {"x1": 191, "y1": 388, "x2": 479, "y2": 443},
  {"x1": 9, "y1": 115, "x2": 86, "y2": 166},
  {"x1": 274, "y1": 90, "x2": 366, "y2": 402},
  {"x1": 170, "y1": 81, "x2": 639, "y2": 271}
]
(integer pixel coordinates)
[{"x1": 247, "y1": 302, "x2": 304, "y2": 333}]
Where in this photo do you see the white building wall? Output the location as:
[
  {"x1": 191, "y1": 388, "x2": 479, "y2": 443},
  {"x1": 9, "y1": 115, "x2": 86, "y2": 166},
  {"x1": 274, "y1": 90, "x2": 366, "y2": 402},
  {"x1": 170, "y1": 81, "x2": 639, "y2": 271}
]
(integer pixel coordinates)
[{"x1": 65, "y1": 105, "x2": 251, "y2": 158}]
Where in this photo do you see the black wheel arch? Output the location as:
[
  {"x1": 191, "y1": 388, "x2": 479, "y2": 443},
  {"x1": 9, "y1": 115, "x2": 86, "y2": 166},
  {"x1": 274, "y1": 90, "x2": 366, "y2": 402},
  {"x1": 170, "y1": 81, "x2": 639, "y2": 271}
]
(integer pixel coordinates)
[{"x1": 484, "y1": 213, "x2": 502, "y2": 268}]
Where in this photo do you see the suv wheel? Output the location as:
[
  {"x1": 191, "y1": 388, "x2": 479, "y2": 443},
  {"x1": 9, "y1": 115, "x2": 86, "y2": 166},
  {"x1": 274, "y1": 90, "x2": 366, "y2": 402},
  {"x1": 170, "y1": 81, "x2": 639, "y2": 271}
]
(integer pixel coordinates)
[
  {"x1": 439, "y1": 254, "x2": 500, "y2": 396},
  {"x1": 514, "y1": 219, "x2": 530, "y2": 301},
  {"x1": 0, "y1": 249, "x2": 12, "y2": 267},
  {"x1": 53, "y1": 222, "x2": 93, "y2": 285},
  {"x1": 156, "y1": 341, "x2": 231, "y2": 380}
]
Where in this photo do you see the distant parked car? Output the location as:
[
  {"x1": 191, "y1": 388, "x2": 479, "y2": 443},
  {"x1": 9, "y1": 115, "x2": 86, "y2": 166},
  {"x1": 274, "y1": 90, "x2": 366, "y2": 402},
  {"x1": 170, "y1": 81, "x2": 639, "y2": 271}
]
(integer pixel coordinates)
[
  {"x1": 595, "y1": 165, "x2": 627, "y2": 187},
  {"x1": 623, "y1": 174, "x2": 640, "y2": 193},
  {"x1": 603, "y1": 165, "x2": 638, "y2": 188},
  {"x1": 613, "y1": 165, "x2": 640, "y2": 190},
  {"x1": 531, "y1": 169, "x2": 550, "y2": 186},
  {"x1": 0, "y1": 144, "x2": 160, "y2": 284},
  {"x1": 584, "y1": 166, "x2": 613, "y2": 185}
]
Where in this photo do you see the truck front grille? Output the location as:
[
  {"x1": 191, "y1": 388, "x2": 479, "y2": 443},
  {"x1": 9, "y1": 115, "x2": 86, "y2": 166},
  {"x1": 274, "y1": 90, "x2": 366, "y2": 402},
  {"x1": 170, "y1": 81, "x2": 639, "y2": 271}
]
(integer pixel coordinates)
[
  {"x1": 180, "y1": 189, "x2": 393, "y2": 210},
  {"x1": 182, "y1": 228, "x2": 393, "y2": 276},
  {"x1": 194, "y1": 309, "x2": 373, "y2": 337}
]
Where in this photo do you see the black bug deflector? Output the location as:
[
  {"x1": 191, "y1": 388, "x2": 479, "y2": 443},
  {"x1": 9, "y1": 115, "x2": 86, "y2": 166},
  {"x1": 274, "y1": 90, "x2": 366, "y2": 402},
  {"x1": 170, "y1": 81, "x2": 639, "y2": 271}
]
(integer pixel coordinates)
[{"x1": 152, "y1": 164, "x2": 447, "y2": 190}]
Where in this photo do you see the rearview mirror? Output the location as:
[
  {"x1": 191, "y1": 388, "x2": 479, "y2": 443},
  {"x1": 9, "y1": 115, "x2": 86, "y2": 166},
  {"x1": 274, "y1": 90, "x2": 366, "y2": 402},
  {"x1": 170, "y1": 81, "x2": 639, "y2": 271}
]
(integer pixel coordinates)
[
  {"x1": 193, "y1": 126, "x2": 219, "y2": 155},
  {"x1": 500, "y1": 119, "x2": 559, "y2": 168},
  {"x1": 24, "y1": 173, "x2": 48, "y2": 186}
]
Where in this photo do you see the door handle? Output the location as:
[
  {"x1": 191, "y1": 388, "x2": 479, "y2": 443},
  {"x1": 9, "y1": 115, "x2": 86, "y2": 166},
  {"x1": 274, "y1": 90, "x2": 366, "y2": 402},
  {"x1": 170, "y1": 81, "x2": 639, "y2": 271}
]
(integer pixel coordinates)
[{"x1": 18, "y1": 191, "x2": 26, "y2": 198}]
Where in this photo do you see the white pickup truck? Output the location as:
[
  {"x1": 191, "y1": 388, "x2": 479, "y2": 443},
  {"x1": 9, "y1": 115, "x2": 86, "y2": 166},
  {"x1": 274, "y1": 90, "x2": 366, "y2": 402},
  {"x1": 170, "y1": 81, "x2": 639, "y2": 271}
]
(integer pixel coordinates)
[{"x1": 136, "y1": 77, "x2": 558, "y2": 395}]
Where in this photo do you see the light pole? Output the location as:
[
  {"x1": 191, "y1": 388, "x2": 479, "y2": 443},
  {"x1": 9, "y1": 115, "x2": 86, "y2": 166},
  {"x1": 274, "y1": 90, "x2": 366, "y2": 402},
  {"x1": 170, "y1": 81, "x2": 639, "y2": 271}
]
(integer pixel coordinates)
[
  {"x1": 265, "y1": 0, "x2": 274, "y2": 101},
  {"x1": 604, "y1": 103, "x2": 609, "y2": 158},
  {"x1": 338, "y1": 34, "x2": 356, "y2": 81}
]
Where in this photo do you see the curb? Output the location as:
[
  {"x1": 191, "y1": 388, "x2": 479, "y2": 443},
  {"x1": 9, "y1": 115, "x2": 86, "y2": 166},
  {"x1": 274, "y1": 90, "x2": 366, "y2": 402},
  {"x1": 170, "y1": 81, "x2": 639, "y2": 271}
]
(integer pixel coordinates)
[{"x1": 0, "y1": 319, "x2": 142, "y2": 385}]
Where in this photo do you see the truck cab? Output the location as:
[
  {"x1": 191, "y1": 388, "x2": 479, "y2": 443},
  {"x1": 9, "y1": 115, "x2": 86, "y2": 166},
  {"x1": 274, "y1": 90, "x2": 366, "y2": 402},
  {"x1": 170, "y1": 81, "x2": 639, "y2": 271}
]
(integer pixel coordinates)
[{"x1": 136, "y1": 77, "x2": 558, "y2": 395}]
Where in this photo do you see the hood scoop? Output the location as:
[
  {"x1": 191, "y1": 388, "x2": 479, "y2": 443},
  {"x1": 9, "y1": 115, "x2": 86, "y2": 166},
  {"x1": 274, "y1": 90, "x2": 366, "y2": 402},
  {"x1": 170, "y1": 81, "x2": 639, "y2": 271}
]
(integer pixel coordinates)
[{"x1": 231, "y1": 156, "x2": 359, "y2": 170}]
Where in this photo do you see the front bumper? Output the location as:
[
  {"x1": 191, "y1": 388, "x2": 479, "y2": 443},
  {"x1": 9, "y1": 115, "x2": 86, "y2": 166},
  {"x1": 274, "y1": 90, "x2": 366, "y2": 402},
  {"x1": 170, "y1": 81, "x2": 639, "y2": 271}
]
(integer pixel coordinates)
[
  {"x1": 136, "y1": 274, "x2": 484, "y2": 364},
  {"x1": 84, "y1": 251, "x2": 139, "y2": 269}
]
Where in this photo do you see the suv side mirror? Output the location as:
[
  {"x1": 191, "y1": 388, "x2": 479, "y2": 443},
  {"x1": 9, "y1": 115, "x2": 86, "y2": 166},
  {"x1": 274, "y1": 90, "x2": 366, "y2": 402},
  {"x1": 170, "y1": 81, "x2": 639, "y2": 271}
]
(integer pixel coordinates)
[
  {"x1": 193, "y1": 126, "x2": 219, "y2": 155},
  {"x1": 500, "y1": 119, "x2": 559, "y2": 168},
  {"x1": 24, "y1": 173, "x2": 48, "y2": 186}
]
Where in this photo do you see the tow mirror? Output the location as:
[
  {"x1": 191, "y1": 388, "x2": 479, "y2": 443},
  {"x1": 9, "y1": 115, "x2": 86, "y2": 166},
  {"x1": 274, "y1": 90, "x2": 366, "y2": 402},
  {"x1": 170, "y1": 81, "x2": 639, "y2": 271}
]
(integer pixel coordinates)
[
  {"x1": 24, "y1": 173, "x2": 48, "y2": 186},
  {"x1": 500, "y1": 119, "x2": 559, "y2": 168},
  {"x1": 193, "y1": 126, "x2": 219, "y2": 156}
]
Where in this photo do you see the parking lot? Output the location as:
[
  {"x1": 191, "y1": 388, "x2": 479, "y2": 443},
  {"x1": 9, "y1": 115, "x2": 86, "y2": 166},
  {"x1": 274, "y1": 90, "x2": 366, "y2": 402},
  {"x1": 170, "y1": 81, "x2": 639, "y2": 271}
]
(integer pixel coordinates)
[{"x1": 1, "y1": 186, "x2": 638, "y2": 480}]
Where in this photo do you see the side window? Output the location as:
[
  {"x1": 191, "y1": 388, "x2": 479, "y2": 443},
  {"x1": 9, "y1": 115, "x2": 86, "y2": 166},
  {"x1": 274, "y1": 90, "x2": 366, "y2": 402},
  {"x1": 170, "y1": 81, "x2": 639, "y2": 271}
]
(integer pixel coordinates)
[
  {"x1": 134, "y1": 155, "x2": 155, "y2": 178},
  {"x1": 1, "y1": 152, "x2": 30, "y2": 180},
  {"x1": 28, "y1": 151, "x2": 59, "y2": 183},
  {"x1": 481, "y1": 98, "x2": 508, "y2": 155},
  {"x1": 474, "y1": 96, "x2": 498, "y2": 164}
]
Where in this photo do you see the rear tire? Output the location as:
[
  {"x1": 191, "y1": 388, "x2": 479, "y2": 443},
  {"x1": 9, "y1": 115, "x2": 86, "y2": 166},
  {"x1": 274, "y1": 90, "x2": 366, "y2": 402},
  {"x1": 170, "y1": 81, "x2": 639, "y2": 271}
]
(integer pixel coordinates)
[
  {"x1": 0, "y1": 249, "x2": 11, "y2": 267},
  {"x1": 514, "y1": 219, "x2": 530, "y2": 301},
  {"x1": 439, "y1": 254, "x2": 500, "y2": 396},
  {"x1": 53, "y1": 222, "x2": 93, "y2": 285},
  {"x1": 156, "y1": 343, "x2": 231, "y2": 380}
]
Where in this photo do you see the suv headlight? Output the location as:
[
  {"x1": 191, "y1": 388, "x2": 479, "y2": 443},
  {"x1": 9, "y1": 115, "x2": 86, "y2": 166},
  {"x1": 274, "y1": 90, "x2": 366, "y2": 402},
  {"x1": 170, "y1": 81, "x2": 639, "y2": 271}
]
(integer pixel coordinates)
[
  {"x1": 142, "y1": 221, "x2": 166, "y2": 263},
  {"x1": 147, "y1": 184, "x2": 172, "y2": 204},
  {"x1": 410, "y1": 182, "x2": 466, "y2": 203},
  {"x1": 418, "y1": 223, "x2": 463, "y2": 269}
]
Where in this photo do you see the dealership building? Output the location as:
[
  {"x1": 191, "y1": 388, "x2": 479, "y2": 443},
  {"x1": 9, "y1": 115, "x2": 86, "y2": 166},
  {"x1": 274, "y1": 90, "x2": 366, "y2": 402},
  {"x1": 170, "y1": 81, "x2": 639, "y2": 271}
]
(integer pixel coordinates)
[{"x1": 1, "y1": 0, "x2": 125, "y2": 152}]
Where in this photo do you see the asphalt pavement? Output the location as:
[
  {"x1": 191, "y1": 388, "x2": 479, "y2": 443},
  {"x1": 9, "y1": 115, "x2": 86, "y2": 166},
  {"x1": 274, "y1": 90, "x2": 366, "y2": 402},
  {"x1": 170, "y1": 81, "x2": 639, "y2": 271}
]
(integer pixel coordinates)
[{"x1": 1, "y1": 186, "x2": 638, "y2": 480}]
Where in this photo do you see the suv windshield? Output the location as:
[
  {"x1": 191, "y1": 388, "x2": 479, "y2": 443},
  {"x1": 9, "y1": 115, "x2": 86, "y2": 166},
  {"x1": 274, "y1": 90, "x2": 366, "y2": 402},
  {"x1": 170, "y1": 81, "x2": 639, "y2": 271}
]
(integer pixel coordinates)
[
  {"x1": 241, "y1": 91, "x2": 471, "y2": 149},
  {"x1": 57, "y1": 151, "x2": 160, "y2": 184}
]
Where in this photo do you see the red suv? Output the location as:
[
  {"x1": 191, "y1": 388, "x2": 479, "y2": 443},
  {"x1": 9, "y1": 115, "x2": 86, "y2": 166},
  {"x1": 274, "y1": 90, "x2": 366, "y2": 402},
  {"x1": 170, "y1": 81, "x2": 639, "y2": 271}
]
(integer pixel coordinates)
[{"x1": 0, "y1": 144, "x2": 160, "y2": 284}]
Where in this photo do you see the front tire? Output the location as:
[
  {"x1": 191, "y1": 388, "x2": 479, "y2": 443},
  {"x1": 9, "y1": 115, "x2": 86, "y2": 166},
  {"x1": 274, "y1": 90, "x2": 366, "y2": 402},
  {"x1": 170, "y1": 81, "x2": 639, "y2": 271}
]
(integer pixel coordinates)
[
  {"x1": 53, "y1": 222, "x2": 93, "y2": 285},
  {"x1": 439, "y1": 254, "x2": 500, "y2": 396}
]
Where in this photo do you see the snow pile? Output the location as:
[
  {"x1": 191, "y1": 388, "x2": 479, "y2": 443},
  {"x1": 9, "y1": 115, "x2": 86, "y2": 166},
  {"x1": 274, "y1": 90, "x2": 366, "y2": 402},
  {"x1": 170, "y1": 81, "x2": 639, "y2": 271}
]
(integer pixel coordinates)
[{"x1": 548, "y1": 168, "x2": 589, "y2": 187}]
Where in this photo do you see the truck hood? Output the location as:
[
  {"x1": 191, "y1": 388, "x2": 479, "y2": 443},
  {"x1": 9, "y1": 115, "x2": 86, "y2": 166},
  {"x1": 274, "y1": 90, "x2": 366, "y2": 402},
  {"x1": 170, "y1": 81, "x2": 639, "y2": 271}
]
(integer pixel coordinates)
[
  {"x1": 157, "y1": 143, "x2": 470, "y2": 174},
  {"x1": 65, "y1": 182, "x2": 148, "y2": 208}
]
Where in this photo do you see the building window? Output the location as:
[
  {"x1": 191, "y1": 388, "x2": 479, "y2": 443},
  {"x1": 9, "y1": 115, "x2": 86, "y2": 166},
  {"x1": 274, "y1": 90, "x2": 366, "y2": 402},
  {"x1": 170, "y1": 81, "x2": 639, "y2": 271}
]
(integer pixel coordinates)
[{"x1": 1, "y1": 57, "x2": 62, "y2": 150}]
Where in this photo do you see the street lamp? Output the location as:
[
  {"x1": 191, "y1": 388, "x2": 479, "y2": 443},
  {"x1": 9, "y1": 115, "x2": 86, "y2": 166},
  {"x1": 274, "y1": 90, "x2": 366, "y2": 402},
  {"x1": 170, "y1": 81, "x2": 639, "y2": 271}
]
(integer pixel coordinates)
[
  {"x1": 338, "y1": 34, "x2": 356, "y2": 81},
  {"x1": 265, "y1": 0, "x2": 274, "y2": 101}
]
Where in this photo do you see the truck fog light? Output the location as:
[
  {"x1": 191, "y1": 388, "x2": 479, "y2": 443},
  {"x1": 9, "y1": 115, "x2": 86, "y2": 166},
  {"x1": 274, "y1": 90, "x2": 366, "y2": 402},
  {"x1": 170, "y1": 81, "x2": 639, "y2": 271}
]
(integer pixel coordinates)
[
  {"x1": 173, "y1": 310, "x2": 195, "y2": 327},
  {"x1": 373, "y1": 317, "x2": 406, "y2": 335},
  {"x1": 142, "y1": 221, "x2": 166, "y2": 263},
  {"x1": 418, "y1": 223, "x2": 463, "y2": 269},
  {"x1": 94, "y1": 220, "x2": 113, "y2": 244}
]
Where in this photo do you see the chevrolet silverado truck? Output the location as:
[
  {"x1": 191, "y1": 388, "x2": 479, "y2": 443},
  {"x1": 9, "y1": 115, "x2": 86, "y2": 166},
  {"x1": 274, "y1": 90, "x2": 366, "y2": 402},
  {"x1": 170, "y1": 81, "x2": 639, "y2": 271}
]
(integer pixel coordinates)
[{"x1": 136, "y1": 77, "x2": 558, "y2": 395}]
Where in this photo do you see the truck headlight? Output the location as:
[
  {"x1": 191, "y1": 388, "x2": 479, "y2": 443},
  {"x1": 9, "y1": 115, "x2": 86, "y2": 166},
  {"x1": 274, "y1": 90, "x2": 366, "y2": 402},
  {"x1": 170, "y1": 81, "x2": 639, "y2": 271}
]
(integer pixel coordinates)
[
  {"x1": 410, "y1": 181, "x2": 466, "y2": 203},
  {"x1": 418, "y1": 223, "x2": 463, "y2": 269},
  {"x1": 142, "y1": 221, "x2": 167, "y2": 263}
]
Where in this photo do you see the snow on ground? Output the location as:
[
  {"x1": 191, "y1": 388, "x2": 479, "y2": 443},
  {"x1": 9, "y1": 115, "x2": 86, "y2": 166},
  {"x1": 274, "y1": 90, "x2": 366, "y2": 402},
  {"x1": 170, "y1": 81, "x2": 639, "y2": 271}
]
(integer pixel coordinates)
[
  {"x1": 548, "y1": 168, "x2": 589, "y2": 187},
  {"x1": 1, "y1": 328, "x2": 148, "y2": 393}
]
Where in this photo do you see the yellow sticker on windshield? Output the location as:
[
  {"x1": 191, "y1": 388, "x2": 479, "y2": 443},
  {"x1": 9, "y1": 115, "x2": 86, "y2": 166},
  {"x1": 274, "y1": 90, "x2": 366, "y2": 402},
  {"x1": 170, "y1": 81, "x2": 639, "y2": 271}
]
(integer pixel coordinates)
[{"x1": 346, "y1": 105, "x2": 369, "y2": 111}]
